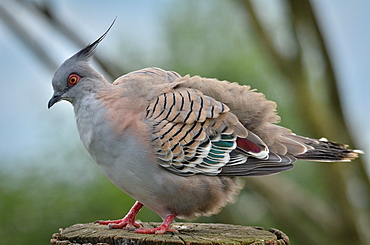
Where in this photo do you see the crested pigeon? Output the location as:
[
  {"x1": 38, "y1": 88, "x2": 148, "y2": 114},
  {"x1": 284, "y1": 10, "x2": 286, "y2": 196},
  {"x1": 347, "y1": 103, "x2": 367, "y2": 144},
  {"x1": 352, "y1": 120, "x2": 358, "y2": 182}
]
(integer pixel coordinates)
[{"x1": 48, "y1": 22, "x2": 363, "y2": 234}]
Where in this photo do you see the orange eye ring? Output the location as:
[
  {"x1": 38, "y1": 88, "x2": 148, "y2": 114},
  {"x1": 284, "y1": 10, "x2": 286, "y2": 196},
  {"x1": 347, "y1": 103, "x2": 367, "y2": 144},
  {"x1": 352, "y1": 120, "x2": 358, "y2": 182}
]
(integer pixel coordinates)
[{"x1": 68, "y1": 74, "x2": 81, "y2": 87}]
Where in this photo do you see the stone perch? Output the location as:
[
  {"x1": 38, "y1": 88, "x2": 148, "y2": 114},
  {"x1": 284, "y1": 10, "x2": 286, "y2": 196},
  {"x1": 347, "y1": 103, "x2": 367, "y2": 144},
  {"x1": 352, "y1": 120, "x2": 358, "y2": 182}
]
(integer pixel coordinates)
[{"x1": 50, "y1": 222, "x2": 290, "y2": 245}]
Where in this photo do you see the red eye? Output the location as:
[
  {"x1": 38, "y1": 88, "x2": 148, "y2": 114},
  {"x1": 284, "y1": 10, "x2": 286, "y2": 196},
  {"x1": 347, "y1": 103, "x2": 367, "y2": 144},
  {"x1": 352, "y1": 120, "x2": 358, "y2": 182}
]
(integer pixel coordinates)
[{"x1": 68, "y1": 74, "x2": 81, "y2": 87}]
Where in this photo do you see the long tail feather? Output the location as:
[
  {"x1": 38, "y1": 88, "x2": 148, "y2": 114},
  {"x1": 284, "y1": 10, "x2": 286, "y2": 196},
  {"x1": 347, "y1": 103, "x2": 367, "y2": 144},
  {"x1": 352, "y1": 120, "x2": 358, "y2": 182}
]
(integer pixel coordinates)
[{"x1": 295, "y1": 138, "x2": 363, "y2": 162}]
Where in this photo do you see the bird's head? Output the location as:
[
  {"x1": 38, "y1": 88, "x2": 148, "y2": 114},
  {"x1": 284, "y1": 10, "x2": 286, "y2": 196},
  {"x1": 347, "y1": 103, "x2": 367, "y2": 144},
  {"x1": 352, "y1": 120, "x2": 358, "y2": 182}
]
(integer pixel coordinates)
[{"x1": 48, "y1": 20, "x2": 115, "y2": 109}]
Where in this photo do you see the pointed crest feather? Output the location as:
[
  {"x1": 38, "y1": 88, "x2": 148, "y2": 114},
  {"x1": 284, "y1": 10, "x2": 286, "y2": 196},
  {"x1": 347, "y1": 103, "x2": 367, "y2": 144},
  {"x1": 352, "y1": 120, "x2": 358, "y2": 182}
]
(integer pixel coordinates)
[{"x1": 75, "y1": 18, "x2": 116, "y2": 61}]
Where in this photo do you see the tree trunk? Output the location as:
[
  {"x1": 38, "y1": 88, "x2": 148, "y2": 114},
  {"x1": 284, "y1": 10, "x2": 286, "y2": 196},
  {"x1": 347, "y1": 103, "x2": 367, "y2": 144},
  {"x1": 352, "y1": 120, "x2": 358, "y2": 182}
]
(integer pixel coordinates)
[{"x1": 50, "y1": 223, "x2": 290, "y2": 245}]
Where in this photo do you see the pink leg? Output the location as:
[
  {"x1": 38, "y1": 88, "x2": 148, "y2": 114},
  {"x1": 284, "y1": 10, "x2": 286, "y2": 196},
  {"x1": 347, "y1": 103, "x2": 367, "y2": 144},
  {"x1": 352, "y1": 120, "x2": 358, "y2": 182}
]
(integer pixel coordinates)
[
  {"x1": 134, "y1": 214, "x2": 178, "y2": 234},
  {"x1": 95, "y1": 201, "x2": 143, "y2": 229}
]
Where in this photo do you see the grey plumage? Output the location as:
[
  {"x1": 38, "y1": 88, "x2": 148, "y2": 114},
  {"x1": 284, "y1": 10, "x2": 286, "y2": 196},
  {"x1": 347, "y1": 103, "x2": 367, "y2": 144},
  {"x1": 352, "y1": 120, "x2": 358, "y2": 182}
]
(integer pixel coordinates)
[{"x1": 48, "y1": 22, "x2": 363, "y2": 234}]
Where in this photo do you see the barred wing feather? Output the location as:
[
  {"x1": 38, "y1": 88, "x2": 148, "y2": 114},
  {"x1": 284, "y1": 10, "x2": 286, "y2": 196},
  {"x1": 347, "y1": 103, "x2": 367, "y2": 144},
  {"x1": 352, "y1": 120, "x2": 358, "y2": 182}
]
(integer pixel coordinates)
[{"x1": 145, "y1": 88, "x2": 291, "y2": 176}]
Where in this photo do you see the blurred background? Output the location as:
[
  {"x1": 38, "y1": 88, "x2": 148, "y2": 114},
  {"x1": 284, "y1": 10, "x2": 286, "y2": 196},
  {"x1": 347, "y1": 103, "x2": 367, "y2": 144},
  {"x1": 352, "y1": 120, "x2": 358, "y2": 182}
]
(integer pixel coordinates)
[{"x1": 0, "y1": 0, "x2": 369, "y2": 244}]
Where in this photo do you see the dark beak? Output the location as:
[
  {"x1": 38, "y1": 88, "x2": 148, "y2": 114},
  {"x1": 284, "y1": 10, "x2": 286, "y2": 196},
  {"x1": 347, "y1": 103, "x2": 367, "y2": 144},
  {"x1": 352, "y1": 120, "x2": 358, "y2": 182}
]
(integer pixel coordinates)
[{"x1": 48, "y1": 91, "x2": 64, "y2": 109}]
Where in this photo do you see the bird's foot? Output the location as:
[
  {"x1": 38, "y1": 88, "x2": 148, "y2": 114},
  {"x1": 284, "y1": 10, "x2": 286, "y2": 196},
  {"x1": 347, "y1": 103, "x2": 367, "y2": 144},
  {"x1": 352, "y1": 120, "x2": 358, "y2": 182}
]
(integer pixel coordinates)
[
  {"x1": 134, "y1": 214, "x2": 177, "y2": 234},
  {"x1": 95, "y1": 217, "x2": 141, "y2": 229},
  {"x1": 95, "y1": 201, "x2": 143, "y2": 229}
]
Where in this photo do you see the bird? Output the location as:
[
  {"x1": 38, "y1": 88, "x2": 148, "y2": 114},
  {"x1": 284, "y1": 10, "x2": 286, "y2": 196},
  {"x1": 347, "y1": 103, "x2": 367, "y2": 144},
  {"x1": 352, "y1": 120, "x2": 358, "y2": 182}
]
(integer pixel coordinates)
[{"x1": 48, "y1": 21, "x2": 363, "y2": 234}]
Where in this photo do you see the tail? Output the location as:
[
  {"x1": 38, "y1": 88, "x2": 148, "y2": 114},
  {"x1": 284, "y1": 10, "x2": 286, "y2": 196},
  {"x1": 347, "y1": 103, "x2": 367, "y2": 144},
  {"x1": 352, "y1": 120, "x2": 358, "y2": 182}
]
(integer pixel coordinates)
[
  {"x1": 219, "y1": 136, "x2": 363, "y2": 177},
  {"x1": 295, "y1": 138, "x2": 363, "y2": 162}
]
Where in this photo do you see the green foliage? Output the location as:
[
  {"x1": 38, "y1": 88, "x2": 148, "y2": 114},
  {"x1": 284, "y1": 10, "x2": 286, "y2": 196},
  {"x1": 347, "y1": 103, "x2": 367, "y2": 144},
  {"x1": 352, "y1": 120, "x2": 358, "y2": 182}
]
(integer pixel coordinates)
[
  {"x1": 0, "y1": 156, "x2": 161, "y2": 245},
  {"x1": 0, "y1": 1, "x2": 368, "y2": 245}
]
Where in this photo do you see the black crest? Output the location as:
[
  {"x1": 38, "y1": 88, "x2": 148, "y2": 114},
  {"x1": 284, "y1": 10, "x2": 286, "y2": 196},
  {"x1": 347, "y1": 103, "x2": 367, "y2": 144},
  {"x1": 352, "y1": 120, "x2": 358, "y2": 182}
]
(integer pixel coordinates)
[{"x1": 74, "y1": 18, "x2": 116, "y2": 61}]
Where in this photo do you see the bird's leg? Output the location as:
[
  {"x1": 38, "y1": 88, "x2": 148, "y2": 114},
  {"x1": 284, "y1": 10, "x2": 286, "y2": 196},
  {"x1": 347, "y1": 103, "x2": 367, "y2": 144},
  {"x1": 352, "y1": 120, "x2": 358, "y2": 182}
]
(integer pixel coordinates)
[
  {"x1": 134, "y1": 214, "x2": 178, "y2": 234},
  {"x1": 95, "y1": 201, "x2": 143, "y2": 229}
]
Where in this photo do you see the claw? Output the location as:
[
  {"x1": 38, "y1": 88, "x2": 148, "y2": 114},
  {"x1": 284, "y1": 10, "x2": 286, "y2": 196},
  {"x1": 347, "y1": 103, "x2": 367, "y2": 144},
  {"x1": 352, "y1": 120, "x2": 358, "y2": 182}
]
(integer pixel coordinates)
[
  {"x1": 109, "y1": 220, "x2": 141, "y2": 229},
  {"x1": 95, "y1": 218, "x2": 141, "y2": 229},
  {"x1": 95, "y1": 201, "x2": 177, "y2": 234},
  {"x1": 134, "y1": 214, "x2": 177, "y2": 234},
  {"x1": 95, "y1": 201, "x2": 143, "y2": 229}
]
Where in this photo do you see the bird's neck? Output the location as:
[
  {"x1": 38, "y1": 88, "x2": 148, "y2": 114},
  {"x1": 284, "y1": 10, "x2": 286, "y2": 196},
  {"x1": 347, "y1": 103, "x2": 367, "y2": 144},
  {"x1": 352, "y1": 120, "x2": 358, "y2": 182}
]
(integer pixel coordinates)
[
  {"x1": 73, "y1": 91, "x2": 106, "y2": 150},
  {"x1": 73, "y1": 84, "x2": 148, "y2": 151}
]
